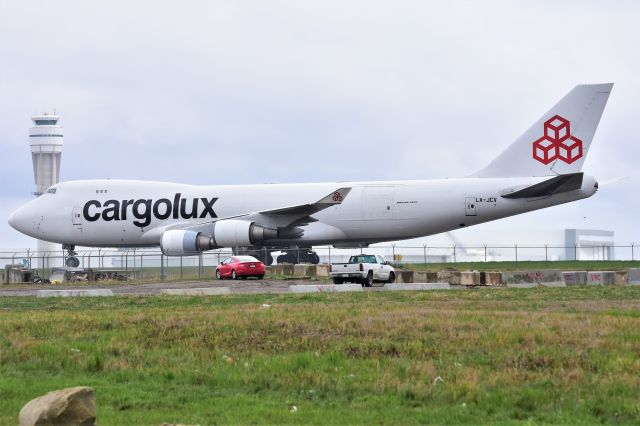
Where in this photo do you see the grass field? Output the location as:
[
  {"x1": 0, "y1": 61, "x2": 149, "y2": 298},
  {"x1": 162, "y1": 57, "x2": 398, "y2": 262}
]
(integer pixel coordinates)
[{"x1": 1, "y1": 287, "x2": 640, "y2": 424}]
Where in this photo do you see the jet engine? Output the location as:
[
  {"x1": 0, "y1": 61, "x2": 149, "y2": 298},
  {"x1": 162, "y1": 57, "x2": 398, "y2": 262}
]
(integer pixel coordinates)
[
  {"x1": 160, "y1": 230, "x2": 215, "y2": 256},
  {"x1": 160, "y1": 220, "x2": 277, "y2": 255}
]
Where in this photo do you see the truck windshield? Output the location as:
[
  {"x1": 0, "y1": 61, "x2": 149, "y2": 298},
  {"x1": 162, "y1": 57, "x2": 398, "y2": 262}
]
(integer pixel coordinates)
[{"x1": 349, "y1": 255, "x2": 376, "y2": 264}]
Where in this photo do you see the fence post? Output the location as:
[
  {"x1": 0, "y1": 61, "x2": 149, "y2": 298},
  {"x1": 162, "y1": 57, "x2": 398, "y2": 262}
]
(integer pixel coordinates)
[
  {"x1": 392, "y1": 244, "x2": 395, "y2": 263},
  {"x1": 453, "y1": 245, "x2": 456, "y2": 263},
  {"x1": 484, "y1": 245, "x2": 487, "y2": 263},
  {"x1": 423, "y1": 244, "x2": 427, "y2": 270},
  {"x1": 328, "y1": 246, "x2": 331, "y2": 265},
  {"x1": 574, "y1": 244, "x2": 577, "y2": 261},
  {"x1": 125, "y1": 251, "x2": 129, "y2": 279},
  {"x1": 515, "y1": 244, "x2": 518, "y2": 262},
  {"x1": 27, "y1": 248, "x2": 30, "y2": 269},
  {"x1": 632, "y1": 243, "x2": 635, "y2": 261},
  {"x1": 545, "y1": 245, "x2": 548, "y2": 262},
  {"x1": 180, "y1": 256, "x2": 183, "y2": 280},
  {"x1": 161, "y1": 254, "x2": 165, "y2": 280}
]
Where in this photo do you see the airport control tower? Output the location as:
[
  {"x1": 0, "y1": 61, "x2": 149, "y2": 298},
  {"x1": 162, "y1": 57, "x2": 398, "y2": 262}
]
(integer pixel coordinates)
[{"x1": 29, "y1": 113, "x2": 63, "y2": 259}]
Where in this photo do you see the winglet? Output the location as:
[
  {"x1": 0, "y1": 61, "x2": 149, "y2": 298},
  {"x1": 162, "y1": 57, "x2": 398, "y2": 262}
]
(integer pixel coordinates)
[{"x1": 316, "y1": 188, "x2": 351, "y2": 205}]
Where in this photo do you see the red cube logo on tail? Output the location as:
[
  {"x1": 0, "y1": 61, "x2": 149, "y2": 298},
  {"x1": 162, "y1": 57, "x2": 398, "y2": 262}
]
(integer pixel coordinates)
[{"x1": 532, "y1": 114, "x2": 583, "y2": 165}]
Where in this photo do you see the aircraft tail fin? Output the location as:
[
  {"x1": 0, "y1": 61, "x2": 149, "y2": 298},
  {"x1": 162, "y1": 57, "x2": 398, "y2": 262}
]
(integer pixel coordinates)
[{"x1": 475, "y1": 83, "x2": 613, "y2": 178}]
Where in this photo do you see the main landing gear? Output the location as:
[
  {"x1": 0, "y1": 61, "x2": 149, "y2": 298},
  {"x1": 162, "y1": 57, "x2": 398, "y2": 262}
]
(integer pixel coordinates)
[{"x1": 63, "y1": 244, "x2": 80, "y2": 268}]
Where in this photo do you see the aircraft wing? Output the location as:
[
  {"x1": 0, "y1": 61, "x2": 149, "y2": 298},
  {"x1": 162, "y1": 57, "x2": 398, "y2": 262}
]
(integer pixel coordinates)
[{"x1": 147, "y1": 187, "x2": 352, "y2": 239}]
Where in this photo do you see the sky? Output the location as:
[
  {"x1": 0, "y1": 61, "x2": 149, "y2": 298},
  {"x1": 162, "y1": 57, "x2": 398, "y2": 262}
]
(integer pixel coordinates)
[{"x1": 0, "y1": 0, "x2": 638, "y2": 250}]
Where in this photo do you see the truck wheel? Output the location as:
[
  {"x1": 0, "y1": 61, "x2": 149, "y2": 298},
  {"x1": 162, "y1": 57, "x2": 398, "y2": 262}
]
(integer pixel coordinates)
[
  {"x1": 333, "y1": 277, "x2": 344, "y2": 285},
  {"x1": 363, "y1": 271, "x2": 373, "y2": 287},
  {"x1": 387, "y1": 272, "x2": 395, "y2": 283}
]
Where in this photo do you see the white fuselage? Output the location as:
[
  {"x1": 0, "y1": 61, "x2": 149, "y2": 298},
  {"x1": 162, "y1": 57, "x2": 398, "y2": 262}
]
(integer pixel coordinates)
[{"x1": 8, "y1": 175, "x2": 598, "y2": 249}]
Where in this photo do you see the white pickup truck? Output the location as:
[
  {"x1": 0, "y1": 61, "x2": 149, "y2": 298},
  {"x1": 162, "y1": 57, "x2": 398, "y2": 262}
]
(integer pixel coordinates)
[{"x1": 330, "y1": 254, "x2": 395, "y2": 286}]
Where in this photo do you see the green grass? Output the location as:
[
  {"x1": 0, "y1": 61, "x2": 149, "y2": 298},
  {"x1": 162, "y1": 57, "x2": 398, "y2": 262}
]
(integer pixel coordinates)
[
  {"x1": 2, "y1": 287, "x2": 640, "y2": 424},
  {"x1": 399, "y1": 260, "x2": 640, "y2": 271}
]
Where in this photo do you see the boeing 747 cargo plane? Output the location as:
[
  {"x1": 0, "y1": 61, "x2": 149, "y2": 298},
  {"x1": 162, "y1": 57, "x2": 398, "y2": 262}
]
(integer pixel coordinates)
[{"x1": 9, "y1": 84, "x2": 612, "y2": 266}]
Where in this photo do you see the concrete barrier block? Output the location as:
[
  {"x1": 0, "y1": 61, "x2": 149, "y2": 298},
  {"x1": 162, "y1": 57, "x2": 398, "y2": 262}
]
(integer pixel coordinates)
[
  {"x1": 37, "y1": 289, "x2": 114, "y2": 297},
  {"x1": 289, "y1": 284, "x2": 362, "y2": 293},
  {"x1": 483, "y1": 272, "x2": 503, "y2": 286},
  {"x1": 501, "y1": 270, "x2": 563, "y2": 285},
  {"x1": 273, "y1": 265, "x2": 294, "y2": 276},
  {"x1": 315, "y1": 264, "x2": 330, "y2": 277},
  {"x1": 413, "y1": 271, "x2": 439, "y2": 283},
  {"x1": 384, "y1": 283, "x2": 451, "y2": 291},
  {"x1": 563, "y1": 271, "x2": 587, "y2": 286},
  {"x1": 395, "y1": 271, "x2": 414, "y2": 283},
  {"x1": 460, "y1": 271, "x2": 481, "y2": 285},
  {"x1": 437, "y1": 270, "x2": 461, "y2": 285},
  {"x1": 161, "y1": 287, "x2": 230, "y2": 296},
  {"x1": 629, "y1": 268, "x2": 640, "y2": 286},
  {"x1": 264, "y1": 266, "x2": 273, "y2": 275},
  {"x1": 615, "y1": 270, "x2": 628, "y2": 285},
  {"x1": 294, "y1": 264, "x2": 317, "y2": 276},
  {"x1": 586, "y1": 271, "x2": 616, "y2": 286}
]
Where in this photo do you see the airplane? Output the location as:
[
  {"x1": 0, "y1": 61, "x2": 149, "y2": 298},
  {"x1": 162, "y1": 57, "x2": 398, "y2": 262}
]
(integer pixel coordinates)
[{"x1": 9, "y1": 83, "x2": 612, "y2": 267}]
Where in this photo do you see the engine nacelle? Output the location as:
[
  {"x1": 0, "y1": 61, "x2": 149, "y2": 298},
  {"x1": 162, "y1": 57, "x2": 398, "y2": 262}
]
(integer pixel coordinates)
[
  {"x1": 160, "y1": 230, "x2": 214, "y2": 256},
  {"x1": 211, "y1": 220, "x2": 277, "y2": 248},
  {"x1": 160, "y1": 221, "x2": 277, "y2": 255}
]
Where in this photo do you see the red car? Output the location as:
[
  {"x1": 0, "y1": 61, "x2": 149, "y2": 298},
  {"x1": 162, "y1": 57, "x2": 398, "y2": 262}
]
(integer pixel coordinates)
[{"x1": 215, "y1": 256, "x2": 265, "y2": 280}]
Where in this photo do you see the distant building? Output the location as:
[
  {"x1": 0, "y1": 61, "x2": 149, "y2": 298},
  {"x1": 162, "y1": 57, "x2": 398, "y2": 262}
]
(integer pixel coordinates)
[{"x1": 565, "y1": 229, "x2": 615, "y2": 260}]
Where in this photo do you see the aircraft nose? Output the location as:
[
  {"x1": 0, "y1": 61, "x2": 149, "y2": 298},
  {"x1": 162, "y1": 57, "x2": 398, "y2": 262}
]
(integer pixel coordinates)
[
  {"x1": 8, "y1": 203, "x2": 40, "y2": 236},
  {"x1": 8, "y1": 206, "x2": 27, "y2": 233}
]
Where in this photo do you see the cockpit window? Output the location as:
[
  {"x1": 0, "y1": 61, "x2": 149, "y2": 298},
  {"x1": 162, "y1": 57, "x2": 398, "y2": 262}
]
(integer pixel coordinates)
[{"x1": 46, "y1": 187, "x2": 57, "y2": 194}]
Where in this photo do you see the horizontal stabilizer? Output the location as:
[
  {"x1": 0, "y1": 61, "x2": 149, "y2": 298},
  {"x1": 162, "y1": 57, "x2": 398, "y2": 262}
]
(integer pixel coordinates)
[{"x1": 501, "y1": 173, "x2": 583, "y2": 199}]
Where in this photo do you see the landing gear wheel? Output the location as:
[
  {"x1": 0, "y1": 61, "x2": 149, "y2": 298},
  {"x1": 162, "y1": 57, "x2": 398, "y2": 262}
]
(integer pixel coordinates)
[
  {"x1": 66, "y1": 256, "x2": 80, "y2": 268},
  {"x1": 362, "y1": 271, "x2": 373, "y2": 287},
  {"x1": 231, "y1": 270, "x2": 237, "y2": 280},
  {"x1": 216, "y1": 270, "x2": 222, "y2": 280},
  {"x1": 387, "y1": 272, "x2": 395, "y2": 284}
]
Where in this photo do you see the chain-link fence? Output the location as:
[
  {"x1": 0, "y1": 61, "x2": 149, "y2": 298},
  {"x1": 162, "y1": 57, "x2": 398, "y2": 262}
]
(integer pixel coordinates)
[{"x1": 0, "y1": 243, "x2": 637, "y2": 282}]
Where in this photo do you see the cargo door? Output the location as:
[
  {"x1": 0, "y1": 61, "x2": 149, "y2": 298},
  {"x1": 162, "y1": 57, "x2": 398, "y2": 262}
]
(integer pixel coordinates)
[{"x1": 362, "y1": 186, "x2": 395, "y2": 220}]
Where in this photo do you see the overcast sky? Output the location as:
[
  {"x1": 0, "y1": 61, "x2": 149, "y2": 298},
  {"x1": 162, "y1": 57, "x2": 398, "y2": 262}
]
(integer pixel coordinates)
[{"x1": 1, "y1": 1, "x2": 638, "y2": 250}]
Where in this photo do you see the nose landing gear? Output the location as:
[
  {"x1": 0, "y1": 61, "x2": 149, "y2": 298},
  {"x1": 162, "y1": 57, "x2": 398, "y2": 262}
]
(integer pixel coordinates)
[{"x1": 63, "y1": 244, "x2": 80, "y2": 268}]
